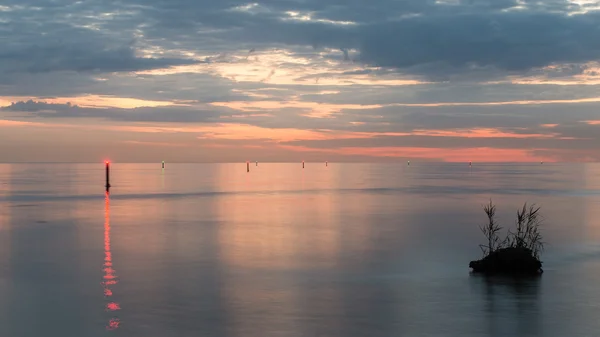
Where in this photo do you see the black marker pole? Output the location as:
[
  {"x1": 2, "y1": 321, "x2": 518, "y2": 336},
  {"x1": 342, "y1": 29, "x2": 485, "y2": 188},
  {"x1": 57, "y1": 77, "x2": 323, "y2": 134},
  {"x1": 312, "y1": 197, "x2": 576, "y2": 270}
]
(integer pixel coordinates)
[{"x1": 105, "y1": 161, "x2": 111, "y2": 191}]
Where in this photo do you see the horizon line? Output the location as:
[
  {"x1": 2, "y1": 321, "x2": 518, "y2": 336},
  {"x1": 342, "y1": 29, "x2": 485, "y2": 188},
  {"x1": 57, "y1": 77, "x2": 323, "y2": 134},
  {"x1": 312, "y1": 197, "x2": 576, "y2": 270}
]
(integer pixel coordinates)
[{"x1": 0, "y1": 161, "x2": 596, "y2": 164}]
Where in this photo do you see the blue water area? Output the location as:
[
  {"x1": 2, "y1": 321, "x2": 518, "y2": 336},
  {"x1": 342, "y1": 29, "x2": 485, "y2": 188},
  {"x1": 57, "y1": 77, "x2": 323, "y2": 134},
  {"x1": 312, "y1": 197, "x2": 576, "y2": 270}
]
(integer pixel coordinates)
[{"x1": 0, "y1": 163, "x2": 599, "y2": 337}]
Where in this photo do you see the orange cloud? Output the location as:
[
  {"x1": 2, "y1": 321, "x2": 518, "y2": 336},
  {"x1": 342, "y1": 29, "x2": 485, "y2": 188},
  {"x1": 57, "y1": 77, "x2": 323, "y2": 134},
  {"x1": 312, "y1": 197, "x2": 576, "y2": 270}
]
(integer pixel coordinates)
[
  {"x1": 500, "y1": 62, "x2": 600, "y2": 85},
  {"x1": 1, "y1": 117, "x2": 591, "y2": 162},
  {"x1": 389, "y1": 97, "x2": 600, "y2": 107},
  {"x1": 0, "y1": 119, "x2": 202, "y2": 134},
  {"x1": 120, "y1": 140, "x2": 192, "y2": 147},
  {"x1": 0, "y1": 95, "x2": 178, "y2": 109},
  {"x1": 211, "y1": 101, "x2": 382, "y2": 118},
  {"x1": 213, "y1": 97, "x2": 600, "y2": 115},
  {"x1": 195, "y1": 125, "x2": 557, "y2": 143},
  {"x1": 0, "y1": 117, "x2": 561, "y2": 146},
  {"x1": 0, "y1": 120, "x2": 43, "y2": 127},
  {"x1": 196, "y1": 124, "x2": 327, "y2": 141},
  {"x1": 135, "y1": 48, "x2": 427, "y2": 87},
  {"x1": 194, "y1": 124, "x2": 406, "y2": 141},
  {"x1": 584, "y1": 120, "x2": 600, "y2": 125},
  {"x1": 220, "y1": 113, "x2": 273, "y2": 118},
  {"x1": 45, "y1": 95, "x2": 178, "y2": 108},
  {"x1": 409, "y1": 128, "x2": 556, "y2": 138},
  {"x1": 0, "y1": 97, "x2": 27, "y2": 107}
]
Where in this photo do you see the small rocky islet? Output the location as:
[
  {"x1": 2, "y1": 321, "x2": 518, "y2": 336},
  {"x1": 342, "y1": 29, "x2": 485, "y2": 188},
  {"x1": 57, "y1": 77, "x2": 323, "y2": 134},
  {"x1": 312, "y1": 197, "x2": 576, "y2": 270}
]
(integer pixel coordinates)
[
  {"x1": 469, "y1": 201, "x2": 544, "y2": 276},
  {"x1": 469, "y1": 246, "x2": 543, "y2": 275}
]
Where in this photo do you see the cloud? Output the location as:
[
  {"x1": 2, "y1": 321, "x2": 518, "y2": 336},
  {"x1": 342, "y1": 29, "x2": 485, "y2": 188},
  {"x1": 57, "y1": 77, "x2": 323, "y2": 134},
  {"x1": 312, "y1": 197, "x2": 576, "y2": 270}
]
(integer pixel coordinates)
[
  {"x1": 356, "y1": 12, "x2": 600, "y2": 78},
  {"x1": 0, "y1": 36, "x2": 199, "y2": 75},
  {"x1": 3, "y1": 0, "x2": 599, "y2": 83},
  {"x1": 0, "y1": 43, "x2": 199, "y2": 74},
  {"x1": 0, "y1": 4, "x2": 199, "y2": 77},
  {"x1": 97, "y1": 0, "x2": 599, "y2": 79},
  {"x1": 2, "y1": 0, "x2": 600, "y2": 162},
  {"x1": 3, "y1": 1, "x2": 599, "y2": 91},
  {"x1": 1, "y1": 100, "x2": 225, "y2": 123},
  {"x1": 2, "y1": 100, "x2": 75, "y2": 112}
]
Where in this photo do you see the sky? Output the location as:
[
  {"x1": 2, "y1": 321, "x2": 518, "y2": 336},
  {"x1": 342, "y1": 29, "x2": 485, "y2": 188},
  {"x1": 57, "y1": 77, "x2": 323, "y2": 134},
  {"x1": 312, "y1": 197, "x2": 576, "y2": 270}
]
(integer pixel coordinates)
[{"x1": 1, "y1": 0, "x2": 600, "y2": 162}]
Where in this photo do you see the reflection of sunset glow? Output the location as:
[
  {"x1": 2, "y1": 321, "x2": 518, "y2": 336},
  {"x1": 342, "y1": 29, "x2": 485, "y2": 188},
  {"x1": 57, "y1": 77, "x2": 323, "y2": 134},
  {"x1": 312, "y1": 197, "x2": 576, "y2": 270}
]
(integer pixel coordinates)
[
  {"x1": 221, "y1": 282, "x2": 301, "y2": 337},
  {"x1": 103, "y1": 191, "x2": 121, "y2": 330},
  {"x1": 278, "y1": 145, "x2": 555, "y2": 162},
  {"x1": 217, "y1": 193, "x2": 342, "y2": 269},
  {"x1": 0, "y1": 165, "x2": 10, "y2": 235},
  {"x1": 341, "y1": 147, "x2": 555, "y2": 162},
  {"x1": 583, "y1": 164, "x2": 600, "y2": 241}
]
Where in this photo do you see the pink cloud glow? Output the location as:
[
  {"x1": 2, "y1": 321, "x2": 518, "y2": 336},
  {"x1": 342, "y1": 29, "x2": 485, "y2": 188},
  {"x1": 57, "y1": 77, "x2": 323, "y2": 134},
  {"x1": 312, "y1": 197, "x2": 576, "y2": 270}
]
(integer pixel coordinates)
[{"x1": 0, "y1": 117, "x2": 590, "y2": 162}]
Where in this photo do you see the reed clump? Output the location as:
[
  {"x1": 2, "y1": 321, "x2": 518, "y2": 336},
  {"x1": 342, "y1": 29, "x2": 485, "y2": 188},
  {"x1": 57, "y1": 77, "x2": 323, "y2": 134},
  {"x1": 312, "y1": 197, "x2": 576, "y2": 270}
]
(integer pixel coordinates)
[{"x1": 469, "y1": 200, "x2": 544, "y2": 275}]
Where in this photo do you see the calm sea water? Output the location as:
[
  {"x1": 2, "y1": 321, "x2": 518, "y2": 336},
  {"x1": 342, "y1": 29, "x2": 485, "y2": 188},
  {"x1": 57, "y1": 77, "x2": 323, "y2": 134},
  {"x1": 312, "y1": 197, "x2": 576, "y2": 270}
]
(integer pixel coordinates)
[{"x1": 0, "y1": 163, "x2": 599, "y2": 337}]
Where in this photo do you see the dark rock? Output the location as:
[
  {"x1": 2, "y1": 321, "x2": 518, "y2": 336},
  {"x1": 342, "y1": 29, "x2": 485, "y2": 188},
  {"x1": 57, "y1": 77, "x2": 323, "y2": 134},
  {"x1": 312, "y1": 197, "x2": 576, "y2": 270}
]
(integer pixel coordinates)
[{"x1": 469, "y1": 247, "x2": 543, "y2": 275}]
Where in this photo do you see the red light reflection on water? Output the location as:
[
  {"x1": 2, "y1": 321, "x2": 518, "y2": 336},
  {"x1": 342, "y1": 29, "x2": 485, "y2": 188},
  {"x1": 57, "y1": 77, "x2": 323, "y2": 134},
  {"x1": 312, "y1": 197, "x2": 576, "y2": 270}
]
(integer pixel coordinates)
[
  {"x1": 103, "y1": 191, "x2": 121, "y2": 330},
  {"x1": 106, "y1": 302, "x2": 121, "y2": 311},
  {"x1": 107, "y1": 318, "x2": 120, "y2": 330}
]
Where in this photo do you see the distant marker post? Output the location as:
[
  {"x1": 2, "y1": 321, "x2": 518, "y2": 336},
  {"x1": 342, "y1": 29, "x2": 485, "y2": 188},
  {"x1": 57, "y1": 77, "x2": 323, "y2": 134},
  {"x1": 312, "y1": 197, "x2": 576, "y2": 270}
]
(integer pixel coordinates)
[
  {"x1": 407, "y1": 160, "x2": 410, "y2": 166},
  {"x1": 302, "y1": 160, "x2": 305, "y2": 169},
  {"x1": 162, "y1": 161, "x2": 165, "y2": 169},
  {"x1": 247, "y1": 161, "x2": 250, "y2": 172},
  {"x1": 326, "y1": 161, "x2": 328, "y2": 167}
]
